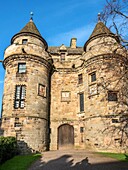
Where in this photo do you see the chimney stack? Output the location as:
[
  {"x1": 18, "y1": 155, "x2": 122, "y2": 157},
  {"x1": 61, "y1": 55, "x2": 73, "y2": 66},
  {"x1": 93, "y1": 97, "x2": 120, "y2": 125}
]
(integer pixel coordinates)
[{"x1": 70, "y1": 38, "x2": 77, "y2": 48}]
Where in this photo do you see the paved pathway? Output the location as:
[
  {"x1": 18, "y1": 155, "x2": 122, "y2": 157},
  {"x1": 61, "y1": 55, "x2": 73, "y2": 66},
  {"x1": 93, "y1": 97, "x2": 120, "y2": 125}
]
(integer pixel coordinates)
[{"x1": 28, "y1": 150, "x2": 128, "y2": 170}]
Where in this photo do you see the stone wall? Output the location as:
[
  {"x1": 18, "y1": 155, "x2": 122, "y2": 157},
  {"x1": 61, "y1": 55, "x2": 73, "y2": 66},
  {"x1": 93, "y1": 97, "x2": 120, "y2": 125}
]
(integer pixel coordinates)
[{"x1": 50, "y1": 44, "x2": 128, "y2": 152}]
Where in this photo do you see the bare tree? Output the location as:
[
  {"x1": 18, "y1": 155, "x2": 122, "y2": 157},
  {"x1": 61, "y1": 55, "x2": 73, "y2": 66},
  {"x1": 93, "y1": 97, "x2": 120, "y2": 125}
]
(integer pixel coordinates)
[
  {"x1": 101, "y1": 0, "x2": 128, "y2": 47},
  {"x1": 97, "y1": 0, "x2": 128, "y2": 152}
]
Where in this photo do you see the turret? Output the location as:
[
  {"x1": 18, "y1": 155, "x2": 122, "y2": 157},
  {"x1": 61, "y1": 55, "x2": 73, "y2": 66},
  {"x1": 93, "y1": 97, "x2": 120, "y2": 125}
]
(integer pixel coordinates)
[
  {"x1": 82, "y1": 20, "x2": 128, "y2": 152},
  {"x1": 83, "y1": 21, "x2": 120, "y2": 60},
  {"x1": 1, "y1": 18, "x2": 52, "y2": 153}
]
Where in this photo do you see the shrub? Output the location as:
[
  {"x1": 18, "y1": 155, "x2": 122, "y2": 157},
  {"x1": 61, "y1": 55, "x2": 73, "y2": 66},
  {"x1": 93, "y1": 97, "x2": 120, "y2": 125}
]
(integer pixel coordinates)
[{"x1": 0, "y1": 136, "x2": 18, "y2": 164}]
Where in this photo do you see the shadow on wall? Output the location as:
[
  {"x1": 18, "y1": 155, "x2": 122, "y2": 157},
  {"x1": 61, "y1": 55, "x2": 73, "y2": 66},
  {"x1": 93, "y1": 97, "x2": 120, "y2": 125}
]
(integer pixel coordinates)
[
  {"x1": 17, "y1": 140, "x2": 40, "y2": 155},
  {"x1": 28, "y1": 154, "x2": 128, "y2": 170}
]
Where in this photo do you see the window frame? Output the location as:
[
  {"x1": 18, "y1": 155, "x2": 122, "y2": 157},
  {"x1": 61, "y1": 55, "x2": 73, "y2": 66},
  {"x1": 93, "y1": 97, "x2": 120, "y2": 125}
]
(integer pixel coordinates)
[
  {"x1": 79, "y1": 92, "x2": 84, "y2": 112},
  {"x1": 14, "y1": 85, "x2": 26, "y2": 109},
  {"x1": 22, "y1": 39, "x2": 28, "y2": 45},
  {"x1": 60, "y1": 53, "x2": 65, "y2": 61},
  {"x1": 91, "y1": 72, "x2": 96, "y2": 82},
  {"x1": 18, "y1": 63, "x2": 26, "y2": 73},
  {"x1": 80, "y1": 127, "x2": 84, "y2": 133},
  {"x1": 78, "y1": 73, "x2": 83, "y2": 84}
]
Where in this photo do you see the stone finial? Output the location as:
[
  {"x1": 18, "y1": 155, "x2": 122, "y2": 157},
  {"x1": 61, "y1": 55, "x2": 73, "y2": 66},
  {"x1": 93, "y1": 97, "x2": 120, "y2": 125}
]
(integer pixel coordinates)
[
  {"x1": 30, "y1": 12, "x2": 34, "y2": 21},
  {"x1": 98, "y1": 13, "x2": 101, "y2": 22},
  {"x1": 70, "y1": 38, "x2": 77, "y2": 48}
]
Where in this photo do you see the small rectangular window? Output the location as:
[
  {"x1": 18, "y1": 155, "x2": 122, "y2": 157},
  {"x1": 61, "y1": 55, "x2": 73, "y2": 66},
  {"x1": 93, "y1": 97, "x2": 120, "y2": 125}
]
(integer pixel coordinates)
[
  {"x1": 80, "y1": 127, "x2": 84, "y2": 133},
  {"x1": 22, "y1": 39, "x2": 28, "y2": 44},
  {"x1": 14, "y1": 122, "x2": 22, "y2": 127},
  {"x1": 108, "y1": 91, "x2": 118, "y2": 101},
  {"x1": 91, "y1": 72, "x2": 96, "y2": 82},
  {"x1": 14, "y1": 85, "x2": 26, "y2": 109},
  {"x1": 78, "y1": 74, "x2": 83, "y2": 84},
  {"x1": 15, "y1": 118, "x2": 19, "y2": 122},
  {"x1": 18, "y1": 63, "x2": 26, "y2": 73},
  {"x1": 79, "y1": 93, "x2": 84, "y2": 112},
  {"x1": 112, "y1": 119, "x2": 119, "y2": 123}
]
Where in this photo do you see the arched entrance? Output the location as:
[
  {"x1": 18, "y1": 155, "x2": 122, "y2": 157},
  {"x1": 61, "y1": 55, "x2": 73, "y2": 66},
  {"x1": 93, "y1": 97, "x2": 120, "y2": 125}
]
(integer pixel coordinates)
[{"x1": 58, "y1": 124, "x2": 74, "y2": 150}]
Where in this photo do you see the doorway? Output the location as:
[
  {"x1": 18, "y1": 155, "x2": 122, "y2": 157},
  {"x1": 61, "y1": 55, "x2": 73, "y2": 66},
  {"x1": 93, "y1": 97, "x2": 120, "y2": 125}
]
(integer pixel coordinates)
[{"x1": 58, "y1": 124, "x2": 74, "y2": 150}]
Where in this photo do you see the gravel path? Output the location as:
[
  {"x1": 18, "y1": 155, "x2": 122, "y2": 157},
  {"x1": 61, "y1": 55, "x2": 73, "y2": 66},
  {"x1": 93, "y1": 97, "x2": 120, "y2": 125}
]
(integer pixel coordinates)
[{"x1": 28, "y1": 150, "x2": 128, "y2": 170}]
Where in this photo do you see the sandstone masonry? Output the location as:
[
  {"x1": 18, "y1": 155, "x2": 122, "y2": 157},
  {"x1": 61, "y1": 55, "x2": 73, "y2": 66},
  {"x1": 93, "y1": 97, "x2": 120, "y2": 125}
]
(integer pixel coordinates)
[{"x1": 1, "y1": 19, "x2": 128, "y2": 153}]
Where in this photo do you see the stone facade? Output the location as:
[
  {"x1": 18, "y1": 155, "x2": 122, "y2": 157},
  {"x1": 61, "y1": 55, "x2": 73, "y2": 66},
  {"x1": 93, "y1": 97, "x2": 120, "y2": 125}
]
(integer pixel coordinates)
[{"x1": 1, "y1": 19, "x2": 128, "y2": 153}]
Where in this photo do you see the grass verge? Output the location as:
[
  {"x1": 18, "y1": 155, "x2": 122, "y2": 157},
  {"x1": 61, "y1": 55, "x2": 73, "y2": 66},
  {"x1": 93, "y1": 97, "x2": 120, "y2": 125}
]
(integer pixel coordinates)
[
  {"x1": 0, "y1": 154, "x2": 41, "y2": 170},
  {"x1": 98, "y1": 152, "x2": 128, "y2": 162}
]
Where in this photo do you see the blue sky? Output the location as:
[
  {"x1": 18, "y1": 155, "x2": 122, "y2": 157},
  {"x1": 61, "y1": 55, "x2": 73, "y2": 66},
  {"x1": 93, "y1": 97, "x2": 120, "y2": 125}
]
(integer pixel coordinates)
[{"x1": 0, "y1": 0, "x2": 107, "y2": 115}]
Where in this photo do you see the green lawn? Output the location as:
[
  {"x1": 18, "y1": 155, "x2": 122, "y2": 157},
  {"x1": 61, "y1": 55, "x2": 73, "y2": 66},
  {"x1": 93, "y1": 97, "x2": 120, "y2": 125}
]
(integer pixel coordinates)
[
  {"x1": 0, "y1": 154, "x2": 41, "y2": 170},
  {"x1": 98, "y1": 152, "x2": 128, "y2": 162}
]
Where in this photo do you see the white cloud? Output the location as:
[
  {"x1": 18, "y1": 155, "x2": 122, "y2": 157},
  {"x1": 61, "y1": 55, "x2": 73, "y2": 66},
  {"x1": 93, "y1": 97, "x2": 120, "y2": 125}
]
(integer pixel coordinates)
[{"x1": 47, "y1": 24, "x2": 94, "y2": 47}]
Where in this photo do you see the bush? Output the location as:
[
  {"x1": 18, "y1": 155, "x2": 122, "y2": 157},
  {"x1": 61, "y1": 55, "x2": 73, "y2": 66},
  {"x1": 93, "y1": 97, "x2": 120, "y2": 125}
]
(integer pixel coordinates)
[{"x1": 0, "y1": 136, "x2": 18, "y2": 164}]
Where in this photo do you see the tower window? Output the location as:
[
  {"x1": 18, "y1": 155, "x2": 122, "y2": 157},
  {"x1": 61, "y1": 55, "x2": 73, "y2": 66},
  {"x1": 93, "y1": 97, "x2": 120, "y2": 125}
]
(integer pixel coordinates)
[
  {"x1": 78, "y1": 74, "x2": 83, "y2": 84},
  {"x1": 80, "y1": 127, "x2": 84, "y2": 133},
  {"x1": 91, "y1": 72, "x2": 96, "y2": 82},
  {"x1": 22, "y1": 39, "x2": 28, "y2": 44},
  {"x1": 14, "y1": 85, "x2": 26, "y2": 109},
  {"x1": 112, "y1": 119, "x2": 119, "y2": 123},
  {"x1": 79, "y1": 93, "x2": 84, "y2": 112},
  {"x1": 108, "y1": 91, "x2": 118, "y2": 101},
  {"x1": 18, "y1": 63, "x2": 26, "y2": 73}
]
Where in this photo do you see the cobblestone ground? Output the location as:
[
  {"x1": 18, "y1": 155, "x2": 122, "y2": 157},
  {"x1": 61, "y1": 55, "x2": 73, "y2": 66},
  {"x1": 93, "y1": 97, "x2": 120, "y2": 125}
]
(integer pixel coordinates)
[{"x1": 28, "y1": 150, "x2": 128, "y2": 170}]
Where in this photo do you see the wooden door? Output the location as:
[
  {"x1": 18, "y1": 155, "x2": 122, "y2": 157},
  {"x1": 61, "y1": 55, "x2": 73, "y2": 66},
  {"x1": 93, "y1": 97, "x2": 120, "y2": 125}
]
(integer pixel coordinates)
[{"x1": 58, "y1": 124, "x2": 74, "y2": 149}]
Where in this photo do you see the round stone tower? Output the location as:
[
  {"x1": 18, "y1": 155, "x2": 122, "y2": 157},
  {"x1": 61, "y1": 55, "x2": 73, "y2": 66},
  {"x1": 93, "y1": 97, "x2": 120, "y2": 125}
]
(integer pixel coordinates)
[
  {"x1": 82, "y1": 21, "x2": 128, "y2": 152},
  {"x1": 1, "y1": 18, "x2": 53, "y2": 152}
]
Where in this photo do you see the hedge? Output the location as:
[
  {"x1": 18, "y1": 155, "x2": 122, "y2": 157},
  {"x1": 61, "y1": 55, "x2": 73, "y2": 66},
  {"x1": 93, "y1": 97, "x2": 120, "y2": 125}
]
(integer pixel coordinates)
[{"x1": 0, "y1": 136, "x2": 18, "y2": 164}]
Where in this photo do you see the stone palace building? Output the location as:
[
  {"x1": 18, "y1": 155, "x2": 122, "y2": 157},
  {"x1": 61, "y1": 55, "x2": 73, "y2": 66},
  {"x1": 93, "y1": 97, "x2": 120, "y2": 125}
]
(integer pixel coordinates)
[{"x1": 0, "y1": 17, "x2": 128, "y2": 153}]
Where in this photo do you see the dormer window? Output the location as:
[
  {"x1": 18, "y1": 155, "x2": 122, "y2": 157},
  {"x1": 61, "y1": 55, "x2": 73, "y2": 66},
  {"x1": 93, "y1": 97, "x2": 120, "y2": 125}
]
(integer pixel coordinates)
[
  {"x1": 22, "y1": 39, "x2": 28, "y2": 44},
  {"x1": 60, "y1": 53, "x2": 65, "y2": 61},
  {"x1": 59, "y1": 44, "x2": 67, "y2": 61}
]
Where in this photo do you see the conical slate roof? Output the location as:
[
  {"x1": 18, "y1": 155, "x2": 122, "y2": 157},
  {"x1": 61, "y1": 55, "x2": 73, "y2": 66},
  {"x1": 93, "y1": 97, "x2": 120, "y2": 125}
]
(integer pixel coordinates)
[
  {"x1": 20, "y1": 19, "x2": 41, "y2": 36},
  {"x1": 84, "y1": 21, "x2": 119, "y2": 51},
  {"x1": 11, "y1": 19, "x2": 48, "y2": 49},
  {"x1": 89, "y1": 21, "x2": 113, "y2": 39}
]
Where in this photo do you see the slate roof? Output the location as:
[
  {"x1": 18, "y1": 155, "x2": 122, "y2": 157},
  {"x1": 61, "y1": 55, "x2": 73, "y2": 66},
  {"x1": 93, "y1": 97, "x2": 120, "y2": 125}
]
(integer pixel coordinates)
[
  {"x1": 48, "y1": 46, "x2": 83, "y2": 55},
  {"x1": 11, "y1": 19, "x2": 48, "y2": 49},
  {"x1": 89, "y1": 21, "x2": 113, "y2": 39},
  {"x1": 20, "y1": 19, "x2": 42, "y2": 36},
  {"x1": 84, "y1": 21, "x2": 120, "y2": 51}
]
